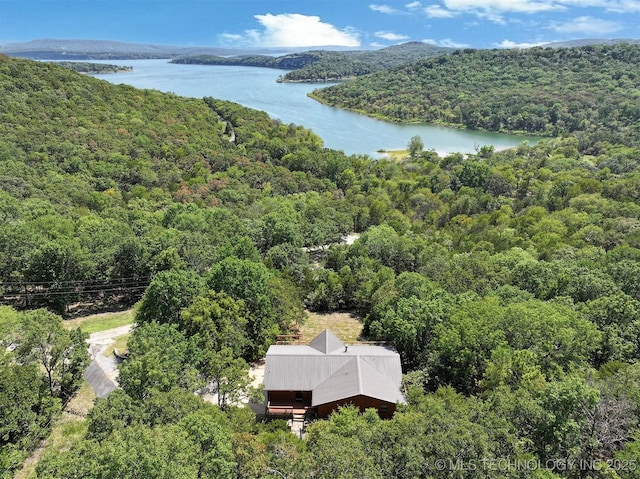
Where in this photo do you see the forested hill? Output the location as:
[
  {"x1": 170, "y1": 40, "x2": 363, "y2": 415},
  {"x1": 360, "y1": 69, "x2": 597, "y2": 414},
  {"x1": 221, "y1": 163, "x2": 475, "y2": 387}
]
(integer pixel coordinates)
[
  {"x1": 3, "y1": 55, "x2": 640, "y2": 478},
  {"x1": 0, "y1": 54, "x2": 348, "y2": 317},
  {"x1": 54, "y1": 61, "x2": 133, "y2": 74},
  {"x1": 171, "y1": 42, "x2": 453, "y2": 82},
  {"x1": 310, "y1": 43, "x2": 640, "y2": 144}
]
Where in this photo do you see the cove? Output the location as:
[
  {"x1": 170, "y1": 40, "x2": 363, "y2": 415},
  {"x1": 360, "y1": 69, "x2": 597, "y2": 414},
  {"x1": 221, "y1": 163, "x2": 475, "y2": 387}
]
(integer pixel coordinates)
[{"x1": 93, "y1": 59, "x2": 537, "y2": 158}]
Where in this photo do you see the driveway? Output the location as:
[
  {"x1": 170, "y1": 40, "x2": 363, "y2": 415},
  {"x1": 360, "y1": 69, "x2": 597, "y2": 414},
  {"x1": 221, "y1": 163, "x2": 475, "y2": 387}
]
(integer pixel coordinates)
[
  {"x1": 84, "y1": 325, "x2": 132, "y2": 398},
  {"x1": 82, "y1": 324, "x2": 267, "y2": 408}
]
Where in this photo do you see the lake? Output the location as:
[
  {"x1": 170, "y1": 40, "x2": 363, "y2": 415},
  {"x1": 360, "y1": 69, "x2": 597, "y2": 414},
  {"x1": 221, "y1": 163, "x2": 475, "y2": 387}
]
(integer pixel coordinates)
[{"x1": 93, "y1": 59, "x2": 537, "y2": 158}]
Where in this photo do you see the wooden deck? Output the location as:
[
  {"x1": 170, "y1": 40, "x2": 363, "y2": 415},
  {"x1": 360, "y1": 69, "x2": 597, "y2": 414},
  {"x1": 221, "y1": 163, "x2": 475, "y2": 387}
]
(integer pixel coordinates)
[{"x1": 266, "y1": 399, "x2": 317, "y2": 418}]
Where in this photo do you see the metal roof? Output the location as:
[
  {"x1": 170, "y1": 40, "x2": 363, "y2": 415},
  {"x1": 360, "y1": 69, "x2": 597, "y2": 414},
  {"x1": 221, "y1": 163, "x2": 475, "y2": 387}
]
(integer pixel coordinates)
[
  {"x1": 312, "y1": 356, "x2": 406, "y2": 406},
  {"x1": 263, "y1": 329, "x2": 405, "y2": 404},
  {"x1": 309, "y1": 329, "x2": 345, "y2": 353}
]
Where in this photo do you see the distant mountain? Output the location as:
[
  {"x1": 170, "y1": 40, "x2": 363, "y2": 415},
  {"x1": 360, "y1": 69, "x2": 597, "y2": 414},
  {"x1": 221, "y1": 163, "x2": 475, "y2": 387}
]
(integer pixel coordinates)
[
  {"x1": 173, "y1": 41, "x2": 453, "y2": 82},
  {"x1": 0, "y1": 38, "x2": 289, "y2": 59},
  {"x1": 540, "y1": 38, "x2": 640, "y2": 48}
]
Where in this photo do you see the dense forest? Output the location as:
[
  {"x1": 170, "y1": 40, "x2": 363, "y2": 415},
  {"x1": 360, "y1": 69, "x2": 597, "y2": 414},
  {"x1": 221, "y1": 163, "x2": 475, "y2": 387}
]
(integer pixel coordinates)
[
  {"x1": 310, "y1": 43, "x2": 640, "y2": 145},
  {"x1": 1, "y1": 52, "x2": 640, "y2": 478},
  {"x1": 172, "y1": 42, "x2": 452, "y2": 82}
]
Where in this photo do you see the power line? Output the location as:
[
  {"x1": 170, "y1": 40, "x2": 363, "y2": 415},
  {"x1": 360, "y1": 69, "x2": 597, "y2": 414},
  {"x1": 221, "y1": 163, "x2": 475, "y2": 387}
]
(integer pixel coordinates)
[
  {"x1": 0, "y1": 275, "x2": 152, "y2": 306},
  {"x1": 0, "y1": 286, "x2": 149, "y2": 299},
  {"x1": 3, "y1": 279, "x2": 150, "y2": 290},
  {"x1": 1, "y1": 275, "x2": 152, "y2": 287},
  {"x1": 0, "y1": 276, "x2": 151, "y2": 290}
]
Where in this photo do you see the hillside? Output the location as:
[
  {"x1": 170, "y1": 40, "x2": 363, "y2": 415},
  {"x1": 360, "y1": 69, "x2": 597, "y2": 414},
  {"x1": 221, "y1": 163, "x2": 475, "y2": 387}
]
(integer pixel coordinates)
[
  {"x1": 541, "y1": 38, "x2": 640, "y2": 48},
  {"x1": 172, "y1": 42, "x2": 453, "y2": 82},
  {"x1": 2, "y1": 55, "x2": 640, "y2": 478},
  {"x1": 309, "y1": 43, "x2": 640, "y2": 146},
  {"x1": 54, "y1": 61, "x2": 133, "y2": 74},
  {"x1": 0, "y1": 54, "x2": 352, "y2": 315}
]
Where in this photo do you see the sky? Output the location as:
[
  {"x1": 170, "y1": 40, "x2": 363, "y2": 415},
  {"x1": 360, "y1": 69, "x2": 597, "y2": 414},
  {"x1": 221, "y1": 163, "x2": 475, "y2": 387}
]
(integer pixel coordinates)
[{"x1": 1, "y1": 0, "x2": 639, "y2": 50}]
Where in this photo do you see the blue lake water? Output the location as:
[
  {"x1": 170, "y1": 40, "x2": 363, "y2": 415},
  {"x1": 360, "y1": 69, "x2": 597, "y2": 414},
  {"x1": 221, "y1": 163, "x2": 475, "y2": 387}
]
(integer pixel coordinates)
[{"x1": 93, "y1": 59, "x2": 537, "y2": 158}]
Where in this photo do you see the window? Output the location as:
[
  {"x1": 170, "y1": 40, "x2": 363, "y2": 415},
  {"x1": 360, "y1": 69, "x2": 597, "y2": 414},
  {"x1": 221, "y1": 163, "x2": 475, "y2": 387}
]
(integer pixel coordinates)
[
  {"x1": 380, "y1": 404, "x2": 388, "y2": 413},
  {"x1": 295, "y1": 391, "x2": 303, "y2": 402}
]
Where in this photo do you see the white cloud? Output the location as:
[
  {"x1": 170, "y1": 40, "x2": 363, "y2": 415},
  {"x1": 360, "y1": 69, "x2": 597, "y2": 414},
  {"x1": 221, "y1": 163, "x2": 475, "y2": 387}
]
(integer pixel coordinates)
[
  {"x1": 410, "y1": 0, "x2": 567, "y2": 24},
  {"x1": 406, "y1": 0, "x2": 640, "y2": 23},
  {"x1": 558, "y1": 0, "x2": 640, "y2": 12},
  {"x1": 375, "y1": 31, "x2": 410, "y2": 41},
  {"x1": 222, "y1": 13, "x2": 361, "y2": 48},
  {"x1": 424, "y1": 4, "x2": 458, "y2": 17},
  {"x1": 369, "y1": 4, "x2": 400, "y2": 14},
  {"x1": 550, "y1": 15, "x2": 623, "y2": 34},
  {"x1": 422, "y1": 0, "x2": 640, "y2": 19},
  {"x1": 603, "y1": 0, "x2": 640, "y2": 12},
  {"x1": 495, "y1": 39, "x2": 548, "y2": 48},
  {"x1": 219, "y1": 33, "x2": 243, "y2": 42},
  {"x1": 442, "y1": 0, "x2": 566, "y2": 13},
  {"x1": 424, "y1": 38, "x2": 470, "y2": 47}
]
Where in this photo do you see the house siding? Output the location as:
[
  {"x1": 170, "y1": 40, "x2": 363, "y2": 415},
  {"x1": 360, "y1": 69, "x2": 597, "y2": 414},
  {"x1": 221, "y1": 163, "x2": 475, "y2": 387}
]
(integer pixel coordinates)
[{"x1": 316, "y1": 395, "x2": 397, "y2": 419}]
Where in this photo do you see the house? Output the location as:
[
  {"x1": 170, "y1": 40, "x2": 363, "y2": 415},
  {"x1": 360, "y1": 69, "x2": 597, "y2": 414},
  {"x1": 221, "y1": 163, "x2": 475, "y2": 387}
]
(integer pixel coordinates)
[{"x1": 263, "y1": 329, "x2": 405, "y2": 420}]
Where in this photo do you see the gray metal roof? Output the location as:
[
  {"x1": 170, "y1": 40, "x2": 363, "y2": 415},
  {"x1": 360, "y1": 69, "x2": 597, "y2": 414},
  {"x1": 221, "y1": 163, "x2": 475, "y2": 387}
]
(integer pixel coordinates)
[
  {"x1": 312, "y1": 356, "x2": 406, "y2": 406},
  {"x1": 309, "y1": 329, "x2": 345, "y2": 353},
  {"x1": 263, "y1": 329, "x2": 405, "y2": 404}
]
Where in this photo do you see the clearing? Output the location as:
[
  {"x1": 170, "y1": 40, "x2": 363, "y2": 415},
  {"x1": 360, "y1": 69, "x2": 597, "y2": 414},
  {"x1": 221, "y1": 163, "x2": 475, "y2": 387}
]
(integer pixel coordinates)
[
  {"x1": 300, "y1": 310, "x2": 364, "y2": 344},
  {"x1": 62, "y1": 308, "x2": 134, "y2": 334}
]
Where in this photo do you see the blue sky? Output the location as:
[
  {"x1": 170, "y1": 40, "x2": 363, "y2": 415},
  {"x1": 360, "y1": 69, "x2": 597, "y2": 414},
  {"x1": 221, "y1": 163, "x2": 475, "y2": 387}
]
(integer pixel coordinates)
[{"x1": 1, "y1": 0, "x2": 639, "y2": 49}]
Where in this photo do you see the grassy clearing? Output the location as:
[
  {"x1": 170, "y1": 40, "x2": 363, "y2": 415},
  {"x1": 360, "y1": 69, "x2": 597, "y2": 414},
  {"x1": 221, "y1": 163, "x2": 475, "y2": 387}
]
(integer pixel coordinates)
[
  {"x1": 300, "y1": 310, "x2": 364, "y2": 344},
  {"x1": 14, "y1": 382, "x2": 94, "y2": 479},
  {"x1": 63, "y1": 309, "x2": 134, "y2": 334},
  {"x1": 16, "y1": 416, "x2": 88, "y2": 478},
  {"x1": 66, "y1": 381, "x2": 97, "y2": 416},
  {"x1": 103, "y1": 333, "x2": 130, "y2": 358},
  {"x1": 377, "y1": 149, "x2": 407, "y2": 162}
]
